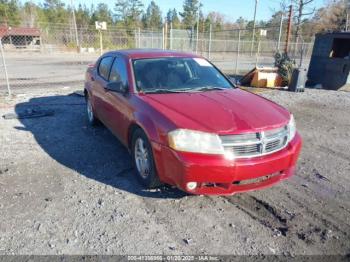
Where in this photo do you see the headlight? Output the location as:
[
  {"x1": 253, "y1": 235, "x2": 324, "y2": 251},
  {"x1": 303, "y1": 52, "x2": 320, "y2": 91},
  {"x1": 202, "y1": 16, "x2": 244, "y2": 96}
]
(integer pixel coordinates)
[
  {"x1": 288, "y1": 114, "x2": 296, "y2": 142},
  {"x1": 168, "y1": 129, "x2": 224, "y2": 154}
]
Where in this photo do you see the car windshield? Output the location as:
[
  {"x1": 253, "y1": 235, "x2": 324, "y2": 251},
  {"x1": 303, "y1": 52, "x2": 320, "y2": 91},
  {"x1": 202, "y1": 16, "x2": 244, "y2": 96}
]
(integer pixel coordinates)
[{"x1": 132, "y1": 57, "x2": 234, "y2": 93}]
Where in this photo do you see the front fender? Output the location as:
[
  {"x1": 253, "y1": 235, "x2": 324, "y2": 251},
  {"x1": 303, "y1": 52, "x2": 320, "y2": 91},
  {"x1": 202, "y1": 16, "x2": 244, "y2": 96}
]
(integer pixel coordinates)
[
  {"x1": 132, "y1": 111, "x2": 174, "y2": 185},
  {"x1": 133, "y1": 111, "x2": 161, "y2": 143}
]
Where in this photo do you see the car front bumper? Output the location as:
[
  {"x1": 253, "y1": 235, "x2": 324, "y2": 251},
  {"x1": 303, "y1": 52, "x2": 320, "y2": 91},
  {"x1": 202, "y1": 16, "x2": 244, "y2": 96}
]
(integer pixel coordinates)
[{"x1": 153, "y1": 133, "x2": 302, "y2": 195}]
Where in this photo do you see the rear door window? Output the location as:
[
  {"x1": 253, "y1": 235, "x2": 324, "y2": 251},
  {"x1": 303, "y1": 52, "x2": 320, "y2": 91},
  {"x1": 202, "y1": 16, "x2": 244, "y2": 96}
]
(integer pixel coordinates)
[{"x1": 98, "y1": 56, "x2": 114, "y2": 80}]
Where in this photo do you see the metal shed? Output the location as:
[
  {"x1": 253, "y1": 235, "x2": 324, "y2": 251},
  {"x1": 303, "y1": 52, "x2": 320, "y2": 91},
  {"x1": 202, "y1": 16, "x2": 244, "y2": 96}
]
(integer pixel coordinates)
[
  {"x1": 0, "y1": 26, "x2": 41, "y2": 48},
  {"x1": 307, "y1": 32, "x2": 350, "y2": 90}
]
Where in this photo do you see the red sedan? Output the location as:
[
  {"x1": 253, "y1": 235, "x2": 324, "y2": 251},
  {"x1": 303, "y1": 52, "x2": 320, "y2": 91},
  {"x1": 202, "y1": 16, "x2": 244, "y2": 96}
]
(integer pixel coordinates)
[{"x1": 84, "y1": 49, "x2": 302, "y2": 195}]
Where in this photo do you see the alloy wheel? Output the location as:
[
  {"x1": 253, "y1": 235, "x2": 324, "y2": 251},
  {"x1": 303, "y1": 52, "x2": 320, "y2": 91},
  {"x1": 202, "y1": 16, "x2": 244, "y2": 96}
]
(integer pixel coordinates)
[
  {"x1": 87, "y1": 99, "x2": 94, "y2": 123},
  {"x1": 134, "y1": 137, "x2": 151, "y2": 179}
]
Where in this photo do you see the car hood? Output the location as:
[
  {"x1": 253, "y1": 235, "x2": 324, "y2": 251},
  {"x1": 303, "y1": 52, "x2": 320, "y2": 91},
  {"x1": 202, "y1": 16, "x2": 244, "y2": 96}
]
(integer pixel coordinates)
[{"x1": 141, "y1": 89, "x2": 290, "y2": 134}]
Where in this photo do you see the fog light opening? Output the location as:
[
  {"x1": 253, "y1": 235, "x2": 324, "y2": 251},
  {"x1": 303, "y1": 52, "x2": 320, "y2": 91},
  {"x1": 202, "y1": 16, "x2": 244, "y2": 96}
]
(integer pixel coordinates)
[{"x1": 186, "y1": 182, "x2": 197, "y2": 191}]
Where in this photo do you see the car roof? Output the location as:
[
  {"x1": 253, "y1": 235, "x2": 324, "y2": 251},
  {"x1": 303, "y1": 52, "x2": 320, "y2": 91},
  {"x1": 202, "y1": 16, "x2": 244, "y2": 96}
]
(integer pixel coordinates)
[{"x1": 104, "y1": 49, "x2": 202, "y2": 59}]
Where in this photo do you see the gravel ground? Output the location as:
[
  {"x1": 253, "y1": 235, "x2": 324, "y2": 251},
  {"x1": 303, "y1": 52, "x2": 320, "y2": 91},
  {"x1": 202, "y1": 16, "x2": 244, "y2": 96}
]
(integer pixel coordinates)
[{"x1": 0, "y1": 87, "x2": 349, "y2": 256}]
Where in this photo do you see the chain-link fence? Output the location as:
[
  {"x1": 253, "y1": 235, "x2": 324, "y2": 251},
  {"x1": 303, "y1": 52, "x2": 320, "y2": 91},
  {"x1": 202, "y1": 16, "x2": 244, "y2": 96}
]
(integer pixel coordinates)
[
  {"x1": 0, "y1": 38, "x2": 11, "y2": 96},
  {"x1": 0, "y1": 23, "x2": 314, "y2": 95},
  {"x1": 168, "y1": 26, "x2": 313, "y2": 74}
]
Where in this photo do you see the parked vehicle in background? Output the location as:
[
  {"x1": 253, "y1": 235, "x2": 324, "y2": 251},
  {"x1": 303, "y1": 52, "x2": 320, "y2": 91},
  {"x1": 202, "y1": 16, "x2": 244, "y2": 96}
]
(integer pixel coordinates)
[{"x1": 84, "y1": 49, "x2": 302, "y2": 195}]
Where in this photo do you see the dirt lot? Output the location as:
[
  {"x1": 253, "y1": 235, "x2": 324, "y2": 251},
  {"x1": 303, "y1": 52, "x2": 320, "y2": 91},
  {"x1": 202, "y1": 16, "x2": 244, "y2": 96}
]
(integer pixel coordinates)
[
  {"x1": 0, "y1": 87, "x2": 349, "y2": 256},
  {"x1": 0, "y1": 52, "x2": 310, "y2": 94}
]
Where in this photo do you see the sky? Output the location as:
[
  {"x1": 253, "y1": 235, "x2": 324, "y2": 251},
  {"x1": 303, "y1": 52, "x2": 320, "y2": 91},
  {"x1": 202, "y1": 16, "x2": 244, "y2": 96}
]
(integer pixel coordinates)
[{"x1": 32, "y1": 0, "x2": 327, "y2": 22}]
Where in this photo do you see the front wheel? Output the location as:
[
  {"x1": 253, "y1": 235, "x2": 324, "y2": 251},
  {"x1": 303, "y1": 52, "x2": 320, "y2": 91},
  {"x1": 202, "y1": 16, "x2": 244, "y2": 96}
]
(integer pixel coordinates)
[{"x1": 131, "y1": 129, "x2": 161, "y2": 188}]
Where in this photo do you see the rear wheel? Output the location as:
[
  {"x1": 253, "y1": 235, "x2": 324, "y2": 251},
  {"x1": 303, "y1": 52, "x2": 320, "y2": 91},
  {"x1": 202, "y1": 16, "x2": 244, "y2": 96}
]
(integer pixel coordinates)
[
  {"x1": 131, "y1": 129, "x2": 161, "y2": 188},
  {"x1": 86, "y1": 95, "x2": 99, "y2": 126}
]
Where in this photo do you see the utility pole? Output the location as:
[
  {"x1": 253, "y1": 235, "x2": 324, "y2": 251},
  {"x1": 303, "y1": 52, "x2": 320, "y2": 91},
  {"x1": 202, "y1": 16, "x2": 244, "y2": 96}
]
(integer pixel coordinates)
[
  {"x1": 285, "y1": 5, "x2": 293, "y2": 54},
  {"x1": 71, "y1": 0, "x2": 79, "y2": 52},
  {"x1": 277, "y1": 13, "x2": 284, "y2": 51},
  {"x1": 250, "y1": 0, "x2": 259, "y2": 56},
  {"x1": 195, "y1": 0, "x2": 201, "y2": 53}
]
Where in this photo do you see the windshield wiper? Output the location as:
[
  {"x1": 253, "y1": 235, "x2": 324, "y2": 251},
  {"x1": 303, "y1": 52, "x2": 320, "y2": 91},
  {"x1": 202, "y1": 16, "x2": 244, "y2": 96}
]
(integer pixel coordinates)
[
  {"x1": 142, "y1": 88, "x2": 190, "y2": 94},
  {"x1": 190, "y1": 86, "x2": 229, "y2": 92},
  {"x1": 142, "y1": 86, "x2": 229, "y2": 94}
]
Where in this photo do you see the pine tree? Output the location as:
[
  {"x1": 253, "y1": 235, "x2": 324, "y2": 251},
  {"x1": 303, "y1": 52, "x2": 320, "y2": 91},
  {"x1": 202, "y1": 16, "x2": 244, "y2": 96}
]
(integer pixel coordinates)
[
  {"x1": 142, "y1": 1, "x2": 162, "y2": 29},
  {"x1": 114, "y1": 0, "x2": 143, "y2": 28},
  {"x1": 167, "y1": 8, "x2": 181, "y2": 29},
  {"x1": 91, "y1": 3, "x2": 113, "y2": 26},
  {"x1": 42, "y1": 0, "x2": 69, "y2": 25},
  {"x1": 171, "y1": 9, "x2": 181, "y2": 29},
  {"x1": 75, "y1": 4, "x2": 90, "y2": 29},
  {"x1": 22, "y1": 2, "x2": 39, "y2": 27},
  {"x1": 180, "y1": 0, "x2": 200, "y2": 29},
  {"x1": 0, "y1": 0, "x2": 21, "y2": 26}
]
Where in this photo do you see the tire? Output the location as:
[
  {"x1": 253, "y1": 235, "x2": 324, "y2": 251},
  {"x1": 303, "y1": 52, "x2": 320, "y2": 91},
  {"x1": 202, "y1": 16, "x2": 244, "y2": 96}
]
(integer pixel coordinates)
[
  {"x1": 131, "y1": 128, "x2": 161, "y2": 188},
  {"x1": 86, "y1": 95, "x2": 99, "y2": 126}
]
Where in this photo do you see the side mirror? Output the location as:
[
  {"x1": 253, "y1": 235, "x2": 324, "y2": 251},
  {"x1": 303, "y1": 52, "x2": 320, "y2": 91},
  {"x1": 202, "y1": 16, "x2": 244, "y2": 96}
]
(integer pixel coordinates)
[{"x1": 106, "y1": 81, "x2": 128, "y2": 94}]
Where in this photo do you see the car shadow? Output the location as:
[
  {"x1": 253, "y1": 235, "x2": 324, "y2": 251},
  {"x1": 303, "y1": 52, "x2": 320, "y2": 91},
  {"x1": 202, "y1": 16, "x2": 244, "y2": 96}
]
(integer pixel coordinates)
[{"x1": 14, "y1": 94, "x2": 187, "y2": 199}]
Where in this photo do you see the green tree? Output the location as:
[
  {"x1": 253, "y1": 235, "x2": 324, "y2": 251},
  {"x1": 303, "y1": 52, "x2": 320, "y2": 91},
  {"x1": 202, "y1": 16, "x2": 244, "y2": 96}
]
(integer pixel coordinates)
[
  {"x1": 167, "y1": 8, "x2": 181, "y2": 28},
  {"x1": 204, "y1": 16, "x2": 211, "y2": 32},
  {"x1": 0, "y1": 0, "x2": 21, "y2": 26},
  {"x1": 114, "y1": 0, "x2": 143, "y2": 28},
  {"x1": 91, "y1": 3, "x2": 113, "y2": 26},
  {"x1": 266, "y1": 11, "x2": 285, "y2": 41},
  {"x1": 142, "y1": 1, "x2": 162, "y2": 29},
  {"x1": 42, "y1": 0, "x2": 69, "y2": 25},
  {"x1": 198, "y1": 10, "x2": 206, "y2": 32},
  {"x1": 75, "y1": 4, "x2": 90, "y2": 29},
  {"x1": 21, "y1": 1, "x2": 39, "y2": 27},
  {"x1": 166, "y1": 9, "x2": 172, "y2": 23},
  {"x1": 180, "y1": 0, "x2": 200, "y2": 29},
  {"x1": 206, "y1": 12, "x2": 224, "y2": 31}
]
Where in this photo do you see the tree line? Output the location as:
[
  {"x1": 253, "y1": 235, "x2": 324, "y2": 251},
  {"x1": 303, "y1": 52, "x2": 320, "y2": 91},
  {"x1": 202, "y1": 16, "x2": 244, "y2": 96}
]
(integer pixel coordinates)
[
  {"x1": 0, "y1": 0, "x2": 348, "y2": 38},
  {"x1": 0, "y1": 0, "x2": 223, "y2": 31}
]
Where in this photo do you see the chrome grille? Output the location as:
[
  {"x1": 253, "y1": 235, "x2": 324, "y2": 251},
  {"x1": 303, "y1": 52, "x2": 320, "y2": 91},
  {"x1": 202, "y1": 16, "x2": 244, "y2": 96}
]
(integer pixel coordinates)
[
  {"x1": 232, "y1": 144, "x2": 260, "y2": 156},
  {"x1": 220, "y1": 126, "x2": 289, "y2": 158}
]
